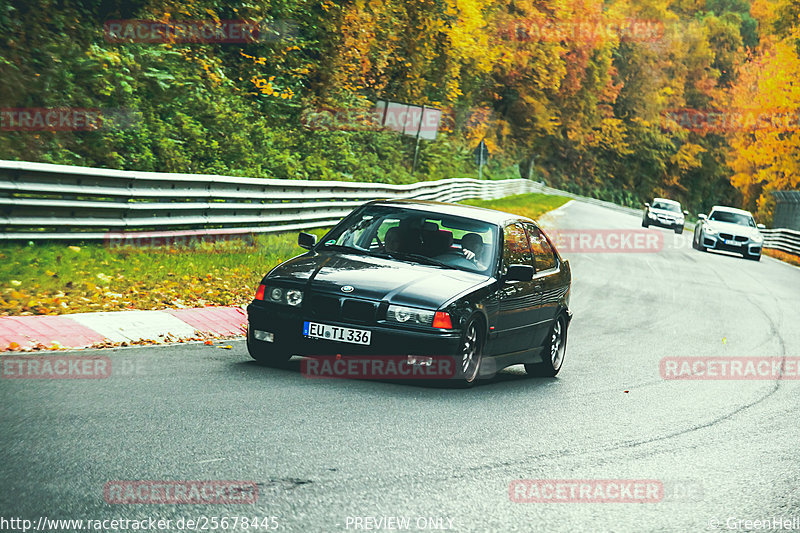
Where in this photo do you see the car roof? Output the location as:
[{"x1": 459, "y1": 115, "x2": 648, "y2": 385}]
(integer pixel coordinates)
[
  {"x1": 709, "y1": 205, "x2": 753, "y2": 216},
  {"x1": 368, "y1": 199, "x2": 531, "y2": 226},
  {"x1": 653, "y1": 198, "x2": 680, "y2": 205}
]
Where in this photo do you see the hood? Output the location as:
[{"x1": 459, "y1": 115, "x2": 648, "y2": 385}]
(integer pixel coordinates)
[
  {"x1": 705, "y1": 219, "x2": 761, "y2": 238},
  {"x1": 266, "y1": 251, "x2": 490, "y2": 309}
]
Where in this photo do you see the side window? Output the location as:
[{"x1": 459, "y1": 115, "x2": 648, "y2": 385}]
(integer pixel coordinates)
[
  {"x1": 525, "y1": 224, "x2": 557, "y2": 272},
  {"x1": 503, "y1": 223, "x2": 532, "y2": 271}
]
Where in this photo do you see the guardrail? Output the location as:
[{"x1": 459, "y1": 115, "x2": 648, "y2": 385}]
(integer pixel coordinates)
[
  {"x1": 0, "y1": 160, "x2": 541, "y2": 241},
  {"x1": 761, "y1": 228, "x2": 800, "y2": 255},
  {"x1": 1, "y1": 159, "x2": 797, "y2": 257}
]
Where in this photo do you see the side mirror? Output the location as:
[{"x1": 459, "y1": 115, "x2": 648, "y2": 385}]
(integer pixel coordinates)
[
  {"x1": 644, "y1": 202, "x2": 650, "y2": 208},
  {"x1": 505, "y1": 264, "x2": 534, "y2": 282},
  {"x1": 698, "y1": 214, "x2": 707, "y2": 220},
  {"x1": 683, "y1": 210, "x2": 689, "y2": 216},
  {"x1": 298, "y1": 232, "x2": 317, "y2": 250},
  {"x1": 757, "y1": 223, "x2": 766, "y2": 230}
]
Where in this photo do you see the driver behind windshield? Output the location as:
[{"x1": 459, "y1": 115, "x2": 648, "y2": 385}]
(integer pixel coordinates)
[{"x1": 461, "y1": 233, "x2": 483, "y2": 264}]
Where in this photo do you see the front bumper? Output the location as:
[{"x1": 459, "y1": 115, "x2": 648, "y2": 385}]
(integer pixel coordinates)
[
  {"x1": 701, "y1": 233, "x2": 762, "y2": 255},
  {"x1": 647, "y1": 215, "x2": 683, "y2": 229},
  {"x1": 247, "y1": 302, "x2": 461, "y2": 357}
]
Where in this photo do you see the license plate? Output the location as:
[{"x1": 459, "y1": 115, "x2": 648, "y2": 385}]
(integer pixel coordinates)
[
  {"x1": 303, "y1": 321, "x2": 372, "y2": 345},
  {"x1": 724, "y1": 239, "x2": 738, "y2": 245}
]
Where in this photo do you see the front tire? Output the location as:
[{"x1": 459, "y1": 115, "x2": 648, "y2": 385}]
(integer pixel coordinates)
[
  {"x1": 525, "y1": 314, "x2": 567, "y2": 377},
  {"x1": 247, "y1": 326, "x2": 292, "y2": 367},
  {"x1": 674, "y1": 226, "x2": 683, "y2": 234},
  {"x1": 694, "y1": 230, "x2": 706, "y2": 252},
  {"x1": 456, "y1": 317, "x2": 483, "y2": 386},
  {"x1": 642, "y1": 219, "x2": 649, "y2": 228},
  {"x1": 745, "y1": 252, "x2": 761, "y2": 261}
]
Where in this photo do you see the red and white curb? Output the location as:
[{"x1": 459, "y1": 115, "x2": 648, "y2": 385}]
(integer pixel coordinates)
[{"x1": 0, "y1": 307, "x2": 247, "y2": 352}]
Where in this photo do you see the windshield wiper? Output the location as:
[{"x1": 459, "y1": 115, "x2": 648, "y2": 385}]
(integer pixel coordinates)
[
  {"x1": 322, "y1": 244, "x2": 370, "y2": 255},
  {"x1": 387, "y1": 252, "x2": 450, "y2": 268}
]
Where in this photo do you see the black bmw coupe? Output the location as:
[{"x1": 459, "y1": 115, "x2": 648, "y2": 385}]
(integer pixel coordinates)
[{"x1": 246, "y1": 199, "x2": 572, "y2": 385}]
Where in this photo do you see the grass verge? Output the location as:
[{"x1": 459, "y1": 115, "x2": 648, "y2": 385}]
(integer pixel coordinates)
[
  {"x1": 763, "y1": 248, "x2": 800, "y2": 267},
  {"x1": 0, "y1": 193, "x2": 570, "y2": 316}
]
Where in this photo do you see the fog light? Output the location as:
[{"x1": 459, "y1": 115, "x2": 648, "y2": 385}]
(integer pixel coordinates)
[
  {"x1": 254, "y1": 330, "x2": 274, "y2": 342},
  {"x1": 408, "y1": 355, "x2": 433, "y2": 366}
]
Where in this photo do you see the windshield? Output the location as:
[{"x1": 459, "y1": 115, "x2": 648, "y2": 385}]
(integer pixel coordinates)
[
  {"x1": 708, "y1": 210, "x2": 756, "y2": 227},
  {"x1": 652, "y1": 201, "x2": 681, "y2": 213},
  {"x1": 318, "y1": 205, "x2": 498, "y2": 275}
]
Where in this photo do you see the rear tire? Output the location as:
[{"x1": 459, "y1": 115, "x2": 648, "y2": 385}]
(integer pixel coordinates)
[
  {"x1": 247, "y1": 326, "x2": 292, "y2": 367},
  {"x1": 525, "y1": 314, "x2": 567, "y2": 378}
]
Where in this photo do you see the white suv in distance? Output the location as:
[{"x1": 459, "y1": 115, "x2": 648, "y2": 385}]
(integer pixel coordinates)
[
  {"x1": 642, "y1": 198, "x2": 688, "y2": 234},
  {"x1": 692, "y1": 206, "x2": 766, "y2": 261}
]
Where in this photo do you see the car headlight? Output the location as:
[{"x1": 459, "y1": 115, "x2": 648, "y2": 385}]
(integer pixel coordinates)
[
  {"x1": 752, "y1": 234, "x2": 763, "y2": 243},
  {"x1": 386, "y1": 305, "x2": 435, "y2": 326},
  {"x1": 266, "y1": 286, "x2": 304, "y2": 306},
  {"x1": 286, "y1": 289, "x2": 304, "y2": 306}
]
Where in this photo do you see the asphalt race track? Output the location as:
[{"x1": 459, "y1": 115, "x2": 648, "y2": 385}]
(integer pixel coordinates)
[{"x1": 2, "y1": 201, "x2": 799, "y2": 532}]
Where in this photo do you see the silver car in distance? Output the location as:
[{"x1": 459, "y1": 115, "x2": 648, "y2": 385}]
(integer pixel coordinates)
[
  {"x1": 642, "y1": 198, "x2": 688, "y2": 234},
  {"x1": 692, "y1": 206, "x2": 766, "y2": 261}
]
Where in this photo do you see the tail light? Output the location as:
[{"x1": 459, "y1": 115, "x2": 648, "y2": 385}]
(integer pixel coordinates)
[
  {"x1": 254, "y1": 283, "x2": 266, "y2": 300},
  {"x1": 432, "y1": 311, "x2": 453, "y2": 329}
]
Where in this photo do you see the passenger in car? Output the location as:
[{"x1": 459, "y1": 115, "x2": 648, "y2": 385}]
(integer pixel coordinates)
[
  {"x1": 422, "y1": 228, "x2": 454, "y2": 256},
  {"x1": 384, "y1": 227, "x2": 401, "y2": 253}
]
